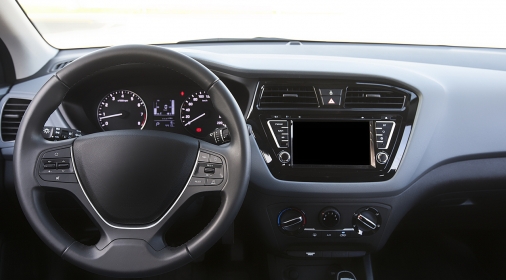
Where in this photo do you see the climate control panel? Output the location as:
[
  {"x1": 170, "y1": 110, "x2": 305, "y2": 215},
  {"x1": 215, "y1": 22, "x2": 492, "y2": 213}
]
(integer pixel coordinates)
[{"x1": 270, "y1": 203, "x2": 390, "y2": 251}]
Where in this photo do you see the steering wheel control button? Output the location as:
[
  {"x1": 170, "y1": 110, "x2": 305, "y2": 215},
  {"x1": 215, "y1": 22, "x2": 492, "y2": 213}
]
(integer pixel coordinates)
[
  {"x1": 194, "y1": 163, "x2": 224, "y2": 178},
  {"x1": 204, "y1": 167, "x2": 215, "y2": 173},
  {"x1": 278, "y1": 151, "x2": 291, "y2": 164},
  {"x1": 209, "y1": 155, "x2": 223, "y2": 164},
  {"x1": 376, "y1": 152, "x2": 389, "y2": 164},
  {"x1": 57, "y1": 163, "x2": 70, "y2": 169},
  {"x1": 39, "y1": 158, "x2": 74, "y2": 174},
  {"x1": 198, "y1": 152, "x2": 210, "y2": 162},
  {"x1": 39, "y1": 174, "x2": 78, "y2": 183},
  {"x1": 267, "y1": 120, "x2": 289, "y2": 148},
  {"x1": 43, "y1": 163, "x2": 56, "y2": 169},
  {"x1": 42, "y1": 147, "x2": 71, "y2": 159},
  {"x1": 375, "y1": 121, "x2": 395, "y2": 149},
  {"x1": 189, "y1": 177, "x2": 205, "y2": 186},
  {"x1": 205, "y1": 178, "x2": 223, "y2": 186}
]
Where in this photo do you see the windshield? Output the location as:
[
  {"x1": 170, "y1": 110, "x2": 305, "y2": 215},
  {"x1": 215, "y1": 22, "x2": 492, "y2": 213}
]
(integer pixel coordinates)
[{"x1": 17, "y1": 0, "x2": 506, "y2": 49}]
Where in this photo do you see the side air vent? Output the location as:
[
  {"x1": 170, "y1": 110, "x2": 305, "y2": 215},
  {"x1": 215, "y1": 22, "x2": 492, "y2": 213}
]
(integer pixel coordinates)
[
  {"x1": 344, "y1": 86, "x2": 406, "y2": 109},
  {"x1": 49, "y1": 60, "x2": 73, "y2": 72},
  {"x1": 259, "y1": 85, "x2": 318, "y2": 108},
  {"x1": 1, "y1": 98, "x2": 31, "y2": 141}
]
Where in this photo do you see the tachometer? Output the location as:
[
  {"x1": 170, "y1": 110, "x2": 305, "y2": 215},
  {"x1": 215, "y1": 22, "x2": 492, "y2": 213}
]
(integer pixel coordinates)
[
  {"x1": 180, "y1": 90, "x2": 226, "y2": 137},
  {"x1": 97, "y1": 90, "x2": 147, "y2": 131}
]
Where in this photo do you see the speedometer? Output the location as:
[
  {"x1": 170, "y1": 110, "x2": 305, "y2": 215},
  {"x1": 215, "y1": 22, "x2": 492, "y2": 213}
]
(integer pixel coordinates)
[
  {"x1": 97, "y1": 90, "x2": 147, "y2": 131},
  {"x1": 180, "y1": 90, "x2": 226, "y2": 137}
]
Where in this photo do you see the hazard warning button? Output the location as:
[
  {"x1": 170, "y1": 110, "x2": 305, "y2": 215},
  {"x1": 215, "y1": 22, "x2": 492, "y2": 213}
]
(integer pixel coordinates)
[{"x1": 322, "y1": 95, "x2": 341, "y2": 106}]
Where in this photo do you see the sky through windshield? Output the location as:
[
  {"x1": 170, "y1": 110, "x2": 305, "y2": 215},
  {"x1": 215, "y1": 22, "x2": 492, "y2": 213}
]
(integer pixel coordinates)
[{"x1": 17, "y1": 0, "x2": 506, "y2": 49}]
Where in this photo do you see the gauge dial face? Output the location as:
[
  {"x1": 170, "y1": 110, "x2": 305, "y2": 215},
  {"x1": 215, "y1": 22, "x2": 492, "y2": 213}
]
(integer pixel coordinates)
[
  {"x1": 180, "y1": 90, "x2": 226, "y2": 137},
  {"x1": 97, "y1": 90, "x2": 147, "y2": 131}
]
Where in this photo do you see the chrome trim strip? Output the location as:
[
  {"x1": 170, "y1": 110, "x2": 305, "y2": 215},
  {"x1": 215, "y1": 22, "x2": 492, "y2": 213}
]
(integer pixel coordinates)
[
  {"x1": 267, "y1": 120, "x2": 288, "y2": 148},
  {"x1": 71, "y1": 147, "x2": 201, "y2": 230},
  {"x1": 303, "y1": 228, "x2": 355, "y2": 232},
  {"x1": 390, "y1": 125, "x2": 411, "y2": 171},
  {"x1": 369, "y1": 121, "x2": 376, "y2": 168},
  {"x1": 245, "y1": 81, "x2": 260, "y2": 120}
]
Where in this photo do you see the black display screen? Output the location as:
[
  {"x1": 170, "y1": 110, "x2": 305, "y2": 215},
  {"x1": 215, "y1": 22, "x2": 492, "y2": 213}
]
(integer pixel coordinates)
[{"x1": 292, "y1": 121, "x2": 371, "y2": 165}]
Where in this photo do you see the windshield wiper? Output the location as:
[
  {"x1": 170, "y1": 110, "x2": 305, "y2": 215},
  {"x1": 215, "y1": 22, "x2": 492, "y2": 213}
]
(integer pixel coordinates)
[{"x1": 177, "y1": 37, "x2": 296, "y2": 44}]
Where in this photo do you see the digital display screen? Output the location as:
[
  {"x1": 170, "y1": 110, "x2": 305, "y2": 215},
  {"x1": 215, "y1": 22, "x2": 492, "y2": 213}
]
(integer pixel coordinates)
[{"x1": 292, "y1": 121, "x2": 371, "y2": 165}]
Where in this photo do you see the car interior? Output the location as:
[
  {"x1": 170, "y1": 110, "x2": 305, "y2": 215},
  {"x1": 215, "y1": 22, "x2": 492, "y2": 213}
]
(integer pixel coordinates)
[{"x1": 1, "y1": 1, "x2": 506, "y2": 279}]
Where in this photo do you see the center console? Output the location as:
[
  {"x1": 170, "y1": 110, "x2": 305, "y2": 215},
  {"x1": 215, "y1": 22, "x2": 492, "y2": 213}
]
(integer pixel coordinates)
[{"x1": 245, "y1": 79, "x2": 418, "y2": 278}]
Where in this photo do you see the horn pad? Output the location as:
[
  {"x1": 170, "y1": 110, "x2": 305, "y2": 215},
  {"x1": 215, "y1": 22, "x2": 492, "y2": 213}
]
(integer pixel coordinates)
[{"x1": 72, "y1": 130, "x2": 199, "y2": 225}]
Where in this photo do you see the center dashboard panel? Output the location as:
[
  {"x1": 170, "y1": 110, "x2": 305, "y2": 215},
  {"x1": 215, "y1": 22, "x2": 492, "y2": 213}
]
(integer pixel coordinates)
[{"x1": 248, "y1": 80, "x2": 418, "y2": 182}]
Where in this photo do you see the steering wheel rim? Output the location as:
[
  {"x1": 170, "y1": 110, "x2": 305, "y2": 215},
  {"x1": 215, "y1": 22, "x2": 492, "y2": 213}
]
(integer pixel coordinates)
[{"x1": 13, "y1": 45, "x2": 250, "y2": 277}]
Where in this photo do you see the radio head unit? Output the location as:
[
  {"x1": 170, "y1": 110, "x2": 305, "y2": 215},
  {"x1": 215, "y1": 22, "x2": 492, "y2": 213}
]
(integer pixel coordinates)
[
  {"x1": 291, "y1": 121, "x2": 372, "y2": 166},
  {"x1": 263, "y1": 114, "x2": 401, "y2": 182}
]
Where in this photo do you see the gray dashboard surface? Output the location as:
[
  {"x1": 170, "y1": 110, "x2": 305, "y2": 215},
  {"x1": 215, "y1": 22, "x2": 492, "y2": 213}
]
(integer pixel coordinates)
[{"x1": 3, "y1": 43, "x2": 506, "y2": 196}]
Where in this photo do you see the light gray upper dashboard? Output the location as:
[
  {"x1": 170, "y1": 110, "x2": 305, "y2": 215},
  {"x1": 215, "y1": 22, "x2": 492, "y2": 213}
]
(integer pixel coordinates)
[{"x1": 3, "y1": 43, "x2": 506, "y2": 197}]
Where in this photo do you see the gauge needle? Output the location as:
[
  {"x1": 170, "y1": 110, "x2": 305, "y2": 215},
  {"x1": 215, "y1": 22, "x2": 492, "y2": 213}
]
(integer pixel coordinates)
[
  {"x1": 100, "y1": 113, "x2": 123, "y2": 120},
  {"x1": 185, "y1": 113, "x2": 206, "y2": 126}
]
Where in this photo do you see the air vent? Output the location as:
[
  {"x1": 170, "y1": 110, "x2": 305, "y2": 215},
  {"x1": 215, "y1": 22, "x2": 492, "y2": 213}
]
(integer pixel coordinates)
[
  {"x1": 344, "y1": 86, "x2": 406, "y2": 109},
  {"x1": 1, "y1": 98, "x2": 31, "y2": 141},
  {"x1": 259, "y1": 85, "x2": 318, "y2": 108},
  {"x1": 49, "y1": 60, "x2": 73, "y2": 72}
]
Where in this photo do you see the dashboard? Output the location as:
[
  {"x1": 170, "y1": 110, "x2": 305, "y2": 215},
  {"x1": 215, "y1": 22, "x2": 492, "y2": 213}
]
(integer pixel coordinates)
[{"x1": 3, "y1": 42, "x2": 506, "y2": 265}]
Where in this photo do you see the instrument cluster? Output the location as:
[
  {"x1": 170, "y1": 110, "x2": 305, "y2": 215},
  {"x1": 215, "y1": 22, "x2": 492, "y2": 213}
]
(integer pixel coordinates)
[{"x1": 95, "y1": 87, "x2": 226, "y2": 141}]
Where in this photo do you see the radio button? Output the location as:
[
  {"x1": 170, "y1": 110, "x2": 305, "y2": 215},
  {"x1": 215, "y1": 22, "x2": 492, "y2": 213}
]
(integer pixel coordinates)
[
  {"x1": 375, "y1": 121, "x2": 395, "y2": 149},
  {"x1": 270, "y1": 121, "x2": 286, "y2": 127},
  {"x1": 268, "y1": 120, "x2": 289, "y2": 148},
  {"x1": 278, "y1": 151, "x2": 291, "y2": 164},
  {"x1": 376, "y1": 152, "x2": 389, "y2": 164}
]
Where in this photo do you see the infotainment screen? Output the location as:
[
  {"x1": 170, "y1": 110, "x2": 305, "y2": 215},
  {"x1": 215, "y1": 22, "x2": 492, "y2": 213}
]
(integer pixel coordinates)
[{"x1": 292, "y1": 121, "x2": 371, "y2": 165}]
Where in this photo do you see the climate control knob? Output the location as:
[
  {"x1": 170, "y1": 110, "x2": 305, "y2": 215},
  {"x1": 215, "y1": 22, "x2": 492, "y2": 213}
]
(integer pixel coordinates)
[
  {"x1": 277, "y1": 208, "x2": 306, "y2": 234},
  {"x1": 319, "y1": 207, "x2": 341, "y2": 229},
  {"x1": 352, "y1": 207, "x2": 382, "y2": 236}
]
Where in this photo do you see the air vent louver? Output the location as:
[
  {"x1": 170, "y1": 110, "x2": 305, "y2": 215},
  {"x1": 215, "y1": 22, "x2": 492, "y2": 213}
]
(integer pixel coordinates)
[
  {"x1": 49, "y1": 60, "x2": 73, "y2": 72},
  {"x1": 259, "y1": 85, "x2": 318, "y2": 108},
  {"x1": 344, "y1": 87, "x2": 406, "y2": 109},
  {"x1": 1, "y1": 98, "x2": 31, "y2": 141}
]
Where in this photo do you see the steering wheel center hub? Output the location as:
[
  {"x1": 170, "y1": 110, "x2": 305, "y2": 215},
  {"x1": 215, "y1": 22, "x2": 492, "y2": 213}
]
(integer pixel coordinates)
[{"x1": 72, "y1": 130, "x2": 199, "y2": 225}]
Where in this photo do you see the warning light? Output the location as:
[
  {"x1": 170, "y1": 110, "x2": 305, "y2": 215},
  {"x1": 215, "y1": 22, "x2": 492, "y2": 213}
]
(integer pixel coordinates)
[
  {"x1": 180, "y1": 91, "x2": 185, "y2": 96},
  {"x1": 196, "y1": 127, "x2": 202, "y2": 133}
]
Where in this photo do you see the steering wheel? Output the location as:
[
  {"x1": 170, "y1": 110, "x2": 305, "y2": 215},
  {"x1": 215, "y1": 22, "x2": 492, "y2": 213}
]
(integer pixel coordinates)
[{"x1": 13, "y1": 45, "x2": 250, "y2": 277}]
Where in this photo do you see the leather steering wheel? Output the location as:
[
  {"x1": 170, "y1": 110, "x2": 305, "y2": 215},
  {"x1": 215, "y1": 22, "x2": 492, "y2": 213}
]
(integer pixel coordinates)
[{"x1": 13, "y1": 45, "x2": 250, "y2": 277}]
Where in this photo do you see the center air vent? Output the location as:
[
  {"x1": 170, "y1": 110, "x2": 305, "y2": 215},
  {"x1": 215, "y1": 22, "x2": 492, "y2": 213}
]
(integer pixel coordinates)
[
  {"x1": 344, "y1": 86, "x2": 406, "y2": 109},
  {"x1": 1, "y1": 98, "x2": 31, "y2": 141},
  {"x1": 259, "y1": 85, "x2": 318, "y2": 108}
]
